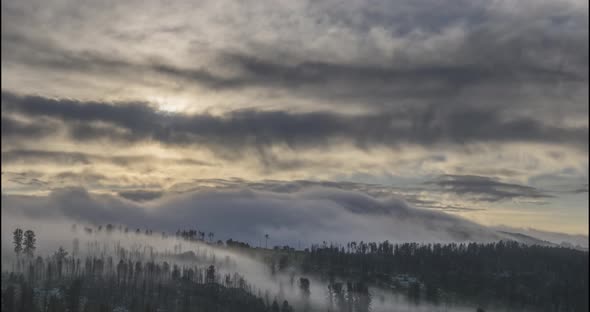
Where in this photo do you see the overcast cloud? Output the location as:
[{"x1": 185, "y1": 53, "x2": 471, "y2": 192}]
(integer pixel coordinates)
[{"x1": 1, "y1": 0, "x2": 588, "y2": 238}]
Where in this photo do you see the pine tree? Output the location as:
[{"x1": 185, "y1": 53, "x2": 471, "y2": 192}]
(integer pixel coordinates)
[
  {"x1": 67, "y1": 278, "x2": 83, "y2": 312},
  {"x1": 281, "y1": 300, "x2": 293, "y2": 312},
  {"x1": 2, "y1": 285, "x2": 15, "y2": 312},
  {"x1": 54, "y1": 247, "x2": 68, "y2": 278},
  {"x1": 206, "y1": 265, "x2": 216, "y2": 284},
  {"x1": 271, "y1": 300, "x2": 280, "y2": 312},
  {"x1": 23, "y1": 230, "x2": 36, "y2": 258},
  {"x1": 13, "y1": 229, "x2": 23, "y2": 257}
]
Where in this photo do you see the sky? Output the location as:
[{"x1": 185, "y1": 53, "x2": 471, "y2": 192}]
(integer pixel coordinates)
[{"x1": 1, "y1": 0, "x2": 588, "y2": 244}]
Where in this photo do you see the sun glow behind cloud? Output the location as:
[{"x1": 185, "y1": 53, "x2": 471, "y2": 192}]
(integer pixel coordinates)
[{"x1": 1, "y1": 0, "x2": 588, "y2": 238}]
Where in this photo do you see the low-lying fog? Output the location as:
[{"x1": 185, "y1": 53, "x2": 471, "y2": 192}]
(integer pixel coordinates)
[
  {"x1": 1, "y1": 216, "x2": 509, "y2": 311},
  {"x1": 2, "y1": 187, "x2": 580, "y2": 311}
]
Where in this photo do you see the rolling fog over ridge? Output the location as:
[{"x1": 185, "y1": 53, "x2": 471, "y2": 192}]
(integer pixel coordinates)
[
  {"x1": 1, "y1": 0, "x2": 588, "y2": 310},
  {"x1": 3, "y1": 217, "x2": 578, "y2": 312},
  {"x1": 3, "y1": 183, "x2": 586, "y2": 249},
  {"x1": 2, "y1": 212, "x2": 587, "y2": 311},
  {"x1": 1, "y1": 219, "x2": 490, "y2": 312}
]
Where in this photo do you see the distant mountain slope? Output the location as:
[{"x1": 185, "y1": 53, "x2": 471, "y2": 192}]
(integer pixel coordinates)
[{"x1": 497, "y1": 231, "x2": 557, "y2": 247}]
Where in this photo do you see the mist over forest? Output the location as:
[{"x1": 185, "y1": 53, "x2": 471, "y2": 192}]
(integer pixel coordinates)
[
  {"x1": 3, "y1": 186, "x2": 588, "y2": 250},
  {"x1": 2, "y1": 0, "x2": 588, "y2": 311},
  {"x1": 2, "y1": 207, "x2": 588, "y2": 312}
]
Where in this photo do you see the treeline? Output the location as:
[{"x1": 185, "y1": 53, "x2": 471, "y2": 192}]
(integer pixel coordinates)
[
  {"x1": 2, "y1": 228, "x2": 297, "y2": 312},
  {"x1": 2, "y1": 255, "x2": 295, "y2": 312},
  {"x1": 298, "y1": 240, "x2": 588, "y2": 312},
  {"x1": 4, "y1": 224, "x2": 588, "y2": 312},
  {"x1": 2, "y1": 271, "x2": 275, "y2": 312}
]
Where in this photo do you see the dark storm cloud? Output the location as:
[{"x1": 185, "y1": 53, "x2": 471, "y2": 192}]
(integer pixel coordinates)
[
  {"x1": 1, "y1": 0, "x2": 587, "y2": 108},
  {"x1": 2, "y1": 34, "x2": 586, "y2": 104},
  {"x1": 1, "y1": 32, "x2": 243, "y2": 90},
  {"x1": 2, "y1": 91, "x2": 587, "y2": 152},
  {"x1": 1, "y1": 32, "x2": 240, "y2": 90},
  {"x1": 1, "y1": 91, "x2": 157, "y2": 130},
  {"x1": 219, "y1": 51, "x2": 586, "y2": 91},
  {"x1": 1, "y1": 115, "x2": 58, "y2": 140},
  {"x1": 215, "y1": 0, "x2": 587, "y2": 97},
  {"x1": 220, "y1": 53, "x2": 493, "y2": 88},
  {"x1": 1, "y1": 32, "x2": 136, "y2": 76},
  {"x1": 425, "y1": 174, "x2": 554, "y2": 202},
  {"x1": 1, "y1": 0, "x2": 587, "y2": 240}
]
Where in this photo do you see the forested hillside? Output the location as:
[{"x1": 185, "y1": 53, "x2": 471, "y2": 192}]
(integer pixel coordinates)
[{"x1": 1, "y1": 225, "x2": 588, "y2": 312}]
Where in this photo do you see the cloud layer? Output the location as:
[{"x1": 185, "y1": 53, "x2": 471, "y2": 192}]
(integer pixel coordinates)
[
  {"x1": 1, "y1": 0, "x2": 588, "y2": 236},
  {"x1": 2, "y1": 91, "x2": 587, "y2": 152},
  {"x1": 1, "y1": 186, "x2": 507, "y2": 246}
]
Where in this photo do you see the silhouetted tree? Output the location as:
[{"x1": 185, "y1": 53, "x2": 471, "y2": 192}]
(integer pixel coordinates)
[
  {"x1": 23, "y1": 230, "x2": 36, "y2": 258},
  {"x1": 271, "y1": 300, "x2": 280, "y2": 312},
  {"x1": 54, "y1": 246, "x2": 68, "y2": 278},
  {"x1": 66, "y1": 278, "x2": 83, "y2": 312},
  {"x1": 281, "y1": 300, "x2": 293, "y2": 312},
  {"x1": 12, "y1": 229, "x2": 23, "y2": 257},
  {"x1": 2, "y1": 285, "x2": 15, "y2": 312},
  {"x1": 205, "y1": 265, "x2": 216, "y2": 284}
]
